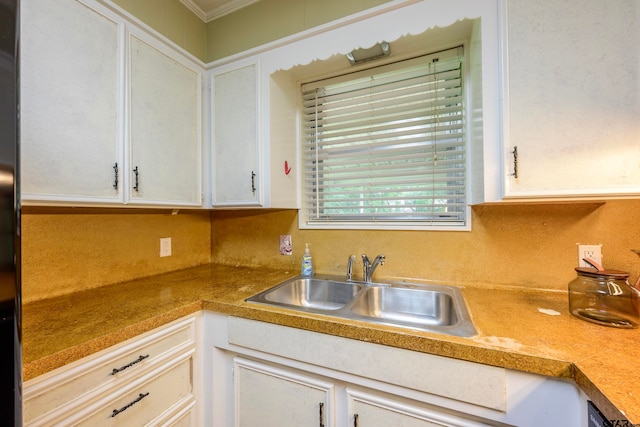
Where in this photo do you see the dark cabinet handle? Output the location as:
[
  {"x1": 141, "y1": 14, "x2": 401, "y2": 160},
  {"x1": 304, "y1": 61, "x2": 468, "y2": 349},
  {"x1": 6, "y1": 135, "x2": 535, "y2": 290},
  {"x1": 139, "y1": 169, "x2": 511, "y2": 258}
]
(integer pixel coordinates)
[
  {"x1": 113, "y1": 163, "x2": 118, "y2": 189},
  {"x1": 319, "y1": 402, "x2": 325, "y2": 427},
  {"x1": 110, "y1": 392, "x2": 149, "y2": 417},
  {"x1": 354, "y1": 413, "x2": 359, "y2": 427},
  {"x1": 251, "y1": 171, "x2": 256, "y2": 194},
  {"x1": 133, "y1": 166, "x2": 139, "y2": 191},
  {"x1": 510, "y1": 146, "x2": 518, "y2": 179},
  {"x1": 110, "y1": 354, "x2": 149, "y2": 375}
]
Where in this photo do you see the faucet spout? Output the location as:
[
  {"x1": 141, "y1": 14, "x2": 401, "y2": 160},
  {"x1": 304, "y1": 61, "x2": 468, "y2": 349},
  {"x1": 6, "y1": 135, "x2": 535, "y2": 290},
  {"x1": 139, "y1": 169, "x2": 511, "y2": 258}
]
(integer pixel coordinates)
[
  {"x1": 371, "y1": 254, "x2": 385, "y2": 272},
  {"x1": 361, "y1": 253, "x2": 385, "y2": 283}
]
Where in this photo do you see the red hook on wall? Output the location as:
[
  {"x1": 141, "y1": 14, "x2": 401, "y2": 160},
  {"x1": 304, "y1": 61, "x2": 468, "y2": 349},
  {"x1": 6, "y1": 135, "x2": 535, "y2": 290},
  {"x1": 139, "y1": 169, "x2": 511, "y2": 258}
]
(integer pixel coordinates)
[{"x1": 284, "y1": 160, "x2": 292, "y2": 175}]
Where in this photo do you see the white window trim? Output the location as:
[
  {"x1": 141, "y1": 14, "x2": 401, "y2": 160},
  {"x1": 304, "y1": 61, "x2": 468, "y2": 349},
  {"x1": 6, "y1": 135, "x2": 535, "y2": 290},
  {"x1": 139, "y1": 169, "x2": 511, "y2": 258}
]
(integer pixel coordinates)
[{"x1": 300, "y1": 47, "x2": 470, "y2": 231}]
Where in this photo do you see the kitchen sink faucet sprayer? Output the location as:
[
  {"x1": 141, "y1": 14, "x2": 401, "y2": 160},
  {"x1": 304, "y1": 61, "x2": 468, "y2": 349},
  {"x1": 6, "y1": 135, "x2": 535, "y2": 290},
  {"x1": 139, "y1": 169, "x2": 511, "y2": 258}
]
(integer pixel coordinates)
[
  {"x1": 362, "y1": 254, "x2": 385, "y2": 283},
  {"x1": 346, "y1": 255, "x2": 356, "y2": 282}
]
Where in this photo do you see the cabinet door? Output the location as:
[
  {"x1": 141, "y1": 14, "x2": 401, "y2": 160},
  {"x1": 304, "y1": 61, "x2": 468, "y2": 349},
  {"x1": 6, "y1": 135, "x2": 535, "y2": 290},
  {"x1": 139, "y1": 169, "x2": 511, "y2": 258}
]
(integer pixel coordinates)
[
  {"x1": 234, "y1": 358, "x2": 333, "y2": 427},
  {"x1": 347, "y1": 389, "x2": 496, "y2": 427},
  {"x1": 21, "y1": 0, "x2": 123, "y2": 203},
  {"x1": 129, "y1": 33, "x2": 202, "y2": 206},
  {"x1": 504, "y1": 0, "x2": 640, "y2": 199},
  {"x1": 211, "y1": 61, "x2": 261, "y2": 206}
]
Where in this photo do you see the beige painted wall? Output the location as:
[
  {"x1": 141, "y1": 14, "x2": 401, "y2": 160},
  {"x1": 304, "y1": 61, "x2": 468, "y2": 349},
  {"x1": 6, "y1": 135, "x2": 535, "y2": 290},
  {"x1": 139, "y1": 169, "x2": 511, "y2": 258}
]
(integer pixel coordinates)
[
  {"x1": 205, "y1": 0, "x2": 391, "y2": 61},
  {"x1": 211, "y1": 200, "x2": 640, "y2": 291},
  {"x1": 110, "y1": 0, "x2": 390, "y2": 62},
  {"x1": 21, "y1": 209, "x2": 212, "y2": 302},
  {"x1": 112, "y1": 0, "x2": 206, "y2": 60}
]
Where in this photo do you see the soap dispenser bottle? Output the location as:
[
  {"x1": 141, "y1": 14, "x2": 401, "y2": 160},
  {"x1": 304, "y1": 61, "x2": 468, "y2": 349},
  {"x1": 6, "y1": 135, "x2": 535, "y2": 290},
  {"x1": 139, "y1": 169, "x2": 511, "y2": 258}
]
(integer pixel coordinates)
[{"x1": 301, "y1": 243, "x2": 314, "y2": 276}]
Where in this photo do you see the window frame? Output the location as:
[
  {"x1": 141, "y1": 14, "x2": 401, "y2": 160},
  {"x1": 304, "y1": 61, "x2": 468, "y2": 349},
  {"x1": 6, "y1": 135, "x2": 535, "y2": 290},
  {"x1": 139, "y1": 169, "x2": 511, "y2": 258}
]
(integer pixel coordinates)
[{"x1": 298, "y1": 43, "x2": 473, "y2": 231}]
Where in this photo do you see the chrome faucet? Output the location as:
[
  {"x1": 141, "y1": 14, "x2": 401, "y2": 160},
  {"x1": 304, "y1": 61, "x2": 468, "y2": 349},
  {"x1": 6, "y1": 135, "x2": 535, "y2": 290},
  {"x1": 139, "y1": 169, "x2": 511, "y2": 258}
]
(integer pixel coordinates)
[
  {"x1": 362, "y1": 254, "x2": 385, "y2": 283},
  {"x1": 346, "y1": 254, "x2": 356, "y2": 282}
]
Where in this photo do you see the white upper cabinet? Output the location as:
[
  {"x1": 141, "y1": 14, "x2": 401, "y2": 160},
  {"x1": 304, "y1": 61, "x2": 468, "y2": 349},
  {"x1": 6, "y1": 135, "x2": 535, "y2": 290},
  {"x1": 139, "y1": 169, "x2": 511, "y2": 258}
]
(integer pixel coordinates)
[
  {"x1": 501, "y1": 0, "x2": 640, "y2": 199},
  {"x1": 128, "y1": 33, "x2": 203, "y2": 206},
  {"x1": 210, "y1": 60, "x2": 260, "y2": 206},
  {"x1": 24, "y1": 0, "x2": 637, "y2": 208},
  {"x1": 208, "y1": 56, "x2": 299, "y2": 208},
  {"x1": 20, "y1": 0, "x2": 204, "y2": 207},
  {"x1": 21, "y1": 0, "x2": 123, "y2": 204}
]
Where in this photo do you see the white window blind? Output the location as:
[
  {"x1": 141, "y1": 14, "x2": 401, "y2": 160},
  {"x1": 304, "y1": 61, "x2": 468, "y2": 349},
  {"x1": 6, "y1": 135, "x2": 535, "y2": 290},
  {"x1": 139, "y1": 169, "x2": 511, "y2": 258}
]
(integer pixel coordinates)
[{"x1": 301, "y1": 47, "x2": 466, "y2": 228}]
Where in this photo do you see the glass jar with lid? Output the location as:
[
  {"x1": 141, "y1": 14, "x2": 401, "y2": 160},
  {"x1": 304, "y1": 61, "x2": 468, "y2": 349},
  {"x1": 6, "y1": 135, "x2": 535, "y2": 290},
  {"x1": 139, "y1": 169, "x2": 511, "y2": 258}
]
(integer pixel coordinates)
[{"x1": 568, "y1": 267, "x2": 640, "y2": 328}]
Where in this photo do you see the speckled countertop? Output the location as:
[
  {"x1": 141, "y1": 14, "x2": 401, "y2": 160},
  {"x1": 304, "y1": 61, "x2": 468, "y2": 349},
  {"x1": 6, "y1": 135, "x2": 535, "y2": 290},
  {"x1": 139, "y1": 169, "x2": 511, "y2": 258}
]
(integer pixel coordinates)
[{"x1": 22, "y1": 264, "x2": 640, "y2": 423}]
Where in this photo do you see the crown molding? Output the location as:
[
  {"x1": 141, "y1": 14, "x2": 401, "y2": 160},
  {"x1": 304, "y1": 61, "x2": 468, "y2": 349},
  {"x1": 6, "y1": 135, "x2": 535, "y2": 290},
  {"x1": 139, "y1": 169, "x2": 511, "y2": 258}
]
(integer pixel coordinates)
[{"x1": 180, "y1": 0, "x2": 260, "y2": 23}]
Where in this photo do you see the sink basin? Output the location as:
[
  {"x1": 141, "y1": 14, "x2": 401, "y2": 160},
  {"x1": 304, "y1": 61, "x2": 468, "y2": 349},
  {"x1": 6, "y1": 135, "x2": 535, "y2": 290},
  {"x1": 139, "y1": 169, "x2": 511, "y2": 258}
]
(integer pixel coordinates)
[
  {"x1": 349, "y1": 286, "x2": 458, "y2": 327},
  {"x1": 246, "y1": 275, "x2": 476, "y2": 337},
  {"x1": 251, "y1": 277, "x2": 362, "y2": 310}
]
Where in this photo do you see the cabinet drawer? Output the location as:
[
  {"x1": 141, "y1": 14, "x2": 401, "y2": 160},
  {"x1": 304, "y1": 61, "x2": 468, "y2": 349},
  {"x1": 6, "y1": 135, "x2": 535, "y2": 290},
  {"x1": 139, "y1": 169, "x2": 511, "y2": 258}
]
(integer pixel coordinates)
[
  {"x1": 24, "y1": 316, "x2": 196, "y2": 424},
  {"x1": 75, "y1": 356, "x2": 193, "y2": 426},
  {"x1": 154, "y1": 397, "x2": 196, "y2": 427}
]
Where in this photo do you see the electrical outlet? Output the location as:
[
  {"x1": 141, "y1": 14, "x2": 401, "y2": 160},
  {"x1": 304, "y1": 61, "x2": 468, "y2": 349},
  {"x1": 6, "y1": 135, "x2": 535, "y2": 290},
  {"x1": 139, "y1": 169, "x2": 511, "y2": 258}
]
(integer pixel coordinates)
[
  {"x1": 160, "y1": 237, "x2": 172, "y2": 257},
  {"x1": 577, "y1": 244, "x2": 602, "y2": 268}
]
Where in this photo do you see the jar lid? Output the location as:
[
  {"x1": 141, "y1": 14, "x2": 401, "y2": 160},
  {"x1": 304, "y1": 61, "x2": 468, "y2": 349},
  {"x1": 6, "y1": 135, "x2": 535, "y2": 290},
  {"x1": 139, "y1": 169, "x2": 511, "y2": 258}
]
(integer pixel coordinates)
[{"x1": 575, "y1": 267, "x2": 630, "y2": 279}]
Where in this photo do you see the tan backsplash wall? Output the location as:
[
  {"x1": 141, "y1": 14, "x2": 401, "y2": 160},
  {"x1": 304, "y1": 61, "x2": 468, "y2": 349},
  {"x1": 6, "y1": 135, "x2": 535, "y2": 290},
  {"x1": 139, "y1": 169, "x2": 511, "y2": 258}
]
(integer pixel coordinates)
[
  {"x1": 21, "y1": 209, "x2": 212, "y2": 302},
  {"x1": 211, "y1": 200, "x2": 640, "y2": 291},
  {"x1": 21, "y1": 200, "x2": 640, "y2": 302}
]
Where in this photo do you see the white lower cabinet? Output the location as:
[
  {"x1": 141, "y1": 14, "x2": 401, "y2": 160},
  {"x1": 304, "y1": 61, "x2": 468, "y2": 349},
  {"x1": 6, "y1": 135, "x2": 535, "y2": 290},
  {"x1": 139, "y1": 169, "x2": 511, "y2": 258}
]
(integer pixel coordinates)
[
  {"x1": 73, "y1": 357, "x2": 193, "y2": 426},
  {"x1": 23, "y1": 315, "x2": 200, "y2": 426},
  {"x1": 23, "y1": 312, "x2": 587, "y2": 426},
  {"x1": 347, "y1": 388, "x2": 496, "y2": 427},
  {"x1": 234, "y1": 358, "x2": 334, "y2": 427},
  {"x1": 206, "y1": 314, "x2": 586, "y2": 427},
  {"x1": 232, "y1": 356, "x2": 499, "y2": 427}
]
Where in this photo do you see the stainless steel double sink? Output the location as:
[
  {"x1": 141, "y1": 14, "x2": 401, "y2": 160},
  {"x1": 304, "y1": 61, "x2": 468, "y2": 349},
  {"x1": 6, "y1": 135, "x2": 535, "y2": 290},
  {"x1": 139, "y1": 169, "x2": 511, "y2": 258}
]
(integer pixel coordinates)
[{"x1": 246, "y1": 275, "x2": 477, "y2": 337}]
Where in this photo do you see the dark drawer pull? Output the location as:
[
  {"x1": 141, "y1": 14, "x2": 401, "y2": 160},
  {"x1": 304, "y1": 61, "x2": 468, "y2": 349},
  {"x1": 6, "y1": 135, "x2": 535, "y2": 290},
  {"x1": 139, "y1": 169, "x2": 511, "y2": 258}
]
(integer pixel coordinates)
[
  {"x1": 133, "y1": 166, "x2": 140, "y2": 192},
  {"x1": 110, "y1": 354, "x2": 149, "y2": 375},
  {"x1": 251, "y1": 171, "x2": 256, "y2": 194},
  {"x1": 113, "y1": 162, "x2": 118, "y2": 189},
  {"x1": 510, "y1": 146, "x2": 518, "y2": 179},
  {"x1": 110, "y1": 392, "x2": 149, "y2": 418}
]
